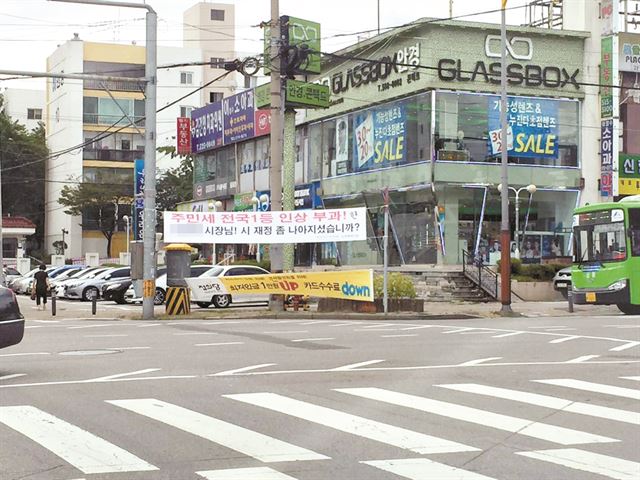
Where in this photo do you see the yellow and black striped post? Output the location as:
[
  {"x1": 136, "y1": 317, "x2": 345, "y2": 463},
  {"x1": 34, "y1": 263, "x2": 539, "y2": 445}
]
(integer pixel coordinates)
[{"x1": 165, "y1": 287, "x2": 191, "y2": 315}]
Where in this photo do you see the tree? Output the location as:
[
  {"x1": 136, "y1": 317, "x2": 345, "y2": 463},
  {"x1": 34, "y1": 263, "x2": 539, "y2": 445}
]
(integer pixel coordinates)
[
  {"x1": 0, "y1": 94, "x2": 48, "y2": 251},
  {"x1": 156, "y1": 146, "x2": 194, "y2": 212},
  {"x1": 58, "y1": 170, "x2": 133, "y2": 258}
]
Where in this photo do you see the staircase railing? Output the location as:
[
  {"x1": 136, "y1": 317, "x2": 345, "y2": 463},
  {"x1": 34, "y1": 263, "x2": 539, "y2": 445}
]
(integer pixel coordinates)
[{"x1": 462, "y1": 250, "x2": 499, "y2": 300}]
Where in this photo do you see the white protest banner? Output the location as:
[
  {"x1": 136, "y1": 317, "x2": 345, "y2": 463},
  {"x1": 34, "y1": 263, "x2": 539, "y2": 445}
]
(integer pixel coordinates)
[{"x1": 163, "y1": 207, "x2": 367, "y2": 244}]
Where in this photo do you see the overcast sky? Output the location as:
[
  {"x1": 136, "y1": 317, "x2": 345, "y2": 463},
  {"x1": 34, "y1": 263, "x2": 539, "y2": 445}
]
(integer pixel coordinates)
[{"x1": 0, "y1": 0, "x2": 531, "y2": 90}]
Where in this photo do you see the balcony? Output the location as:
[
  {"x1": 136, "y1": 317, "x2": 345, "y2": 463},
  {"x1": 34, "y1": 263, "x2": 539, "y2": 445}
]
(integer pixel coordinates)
[
  {"x1": 84, "y1": 148, "x2": 143, "y2": 162},
  {"x1": 83, "y1": 114, "x2": 145, "y2": 127},
  {"x1": 84, "y1": 78, "x2": 144, "y2": 92}
]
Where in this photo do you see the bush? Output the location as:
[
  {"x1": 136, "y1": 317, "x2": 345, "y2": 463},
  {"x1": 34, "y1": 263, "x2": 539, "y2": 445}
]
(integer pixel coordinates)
[
  {"x1": 373, "y1": 273, "x2": 416, "y2": 299},
  {"x1": 497, "y1": 258, "x2": 522, "y2": 275}
]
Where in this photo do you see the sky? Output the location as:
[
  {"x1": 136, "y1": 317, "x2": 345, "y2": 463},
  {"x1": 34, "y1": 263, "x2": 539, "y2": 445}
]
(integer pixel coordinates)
[{"x1": 0, "y1": 0, "x2": 534, "y2": 90}]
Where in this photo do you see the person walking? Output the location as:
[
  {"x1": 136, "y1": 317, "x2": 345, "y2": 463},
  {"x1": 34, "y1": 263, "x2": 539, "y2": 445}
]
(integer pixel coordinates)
[{"x1": 32, "y1": 264, "x2": 50, "y2": 311}]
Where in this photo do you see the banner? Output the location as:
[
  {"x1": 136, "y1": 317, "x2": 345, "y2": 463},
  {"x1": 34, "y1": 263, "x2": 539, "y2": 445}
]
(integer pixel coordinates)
[
  {"x1": 191, "y1": 101, "x2": 223, "y2": 153},
  {"x1": 601, "y1": 36, "x2": 615, "y2": 118},
  {"x1": 600, "y1": 119, "x2": 614, "y2": 197},
  {"x1": 133, "y1": 158, "x2": 144, "y2": 241},
  {"x1": 176, "y1": 117, "x2": 191, "y2": 155},
  {"x1": 187, "y1": 269, "x2": 374, "y2": 302},
  {"x1": 353, "y1": 101, "x2": 406, "y2": 172},
  {"x1": 164, "y1": 207, "x2": 367, "y2": 244},
  {"x1": 488, "y1": 96, "x2": 558, "y2": 160}
]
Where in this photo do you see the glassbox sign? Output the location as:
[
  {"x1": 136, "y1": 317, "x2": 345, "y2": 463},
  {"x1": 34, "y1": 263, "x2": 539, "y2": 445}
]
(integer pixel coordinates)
[
  {"x1": 163, "y1": 207, "x2": 366, "y2": 244},
  {"x1": 438, "y1": 35, "x2": 580, "y2": 90}
]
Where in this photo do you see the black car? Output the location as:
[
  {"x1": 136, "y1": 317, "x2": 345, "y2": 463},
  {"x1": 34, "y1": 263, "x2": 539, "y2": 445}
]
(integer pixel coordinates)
[
  {"x1": 102, "y1": 278, "x2": 132, "y2": 304},
  {"x1": 0, "y1": 286, "x2": 24, "y2": 349}
]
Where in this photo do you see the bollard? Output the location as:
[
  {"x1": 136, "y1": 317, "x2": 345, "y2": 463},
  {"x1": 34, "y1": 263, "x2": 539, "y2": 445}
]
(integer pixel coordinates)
[
  {"x1": 92, "y1": 294, "x2": 97, "y2": 315},
  {"x1": 51, "y1": 292, "x2": 56, "y2": 317},
  {"x1": 567, "y1": 288, "x2": 574, "y2": 313}
]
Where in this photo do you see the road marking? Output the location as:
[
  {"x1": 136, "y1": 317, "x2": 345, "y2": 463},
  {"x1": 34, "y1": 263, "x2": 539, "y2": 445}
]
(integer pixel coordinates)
[
  {"x1": 262, "y1": 331, "x2": 309, "y2": 334},
  {"x1": 108, "y1": 398, "x2": 327, "y2": 463},
  {"x1": 401, "y1": 325, "x2": 434, "y2": 331},
  {"x1": 87, "y1": 368, "x2": 161, "y2": 382},
  {"x1": 0, "y1": 352, "x2": 50, "y2": 357},
  {"x1": 549, "y1": 336, "x2": 580, "y2": 344},
  {"x1": 211, "y1": 364, "x2": 277, "y2": 376},
  {"x1": 353, "y1": 328, "x2": 399, "y2": 332},
  {"x1": 68, "y1": 324, "x2": 117, "y2": 330},
  {"x1": 442, "y1": 327, "x2": 476, "y2": 334},
  {"x1": 620, "y1": 376, "x2": 640, "y2": 381},
  {"x1": 173, "y1": 332, "x2": 218, "y2": 336},
  {"x1": 331, "y1": 360, "x2": 385, "y2": 371},
  {"x1": 610, "y1": 341, "x2": 640, "y2": 352},
  {"x1": 437, "y1": 384, "x2": 640, "y2": 426},
  {"x1": 84, "y1": 334, "x2": 128, "y2": 338},
  {"x1": 566, "y1": 355, "x2": 600, "y2": 363},
  {"x1": 33, "y1": 320, "x2": 60, "y2": 323},
  {"x1": 361, "y1": 323, "x2": 397, "y2": 328},
  {"x1": 298, "y1": 321, "x2": 331, "y2": 325},
  {"x1": 197, "y1": 467, "x2": 298, "y2": 480},
  {"x1": 381, "y1": 334, "x2": 418, "y2": 338},
  {"x1": 606, "y1": 325, "x2": 640, "y2": 329},
  {"x1": 329, "y1": 322, "x2": 360, "y2": 326},
  {"x1": 225, "y1": 393, "x2": 478, "y2": 454},
  {"x1": 0, "y1": 373, "x2": 26, "y2": 381},
  {"x1": 544, "y1": 328, "x2": 577, "y2": 331},
  {"x1": 137, "y1": 323, "x2": 161, "y2": 328},
  {"x1": 291, "y1": 338, "x2": 335, "y2": 343},
  {"x1": 337, "y1": 388, "x2": 617, "y2": 445},
  {"x1": 0, "y1": 406, "x2": 157, "y2": 474},
  {"x1": 362, "y1": 458, "x2": 497, "y2": 480},
  {"x1": 195, "y1": 342, "x2": 245, "y2": 347},
  {"x1": 458, "y1": 357, "x2": 502, "y2": 366},
  {"x1": 528, "y1": 326, "x2": 567, "y2": 329},
  {"x1": 534, "y1": 379, "x2": 640, "y2": 400},
  {"x1": 104, "y1": 346, "x2": 151, "y2": 351},
  {"x1": 492, "y1": 331, "x2": 524, "y2": 338},
  {"x1": 516, "y1": 448, "x2": 640, "y2": 480},
  {"x1": 459, "y1": 330, "x2": 498, "y2": 335}
]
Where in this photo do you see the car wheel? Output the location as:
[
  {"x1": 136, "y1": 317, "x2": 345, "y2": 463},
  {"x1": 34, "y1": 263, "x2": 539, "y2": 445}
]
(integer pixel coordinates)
[
  {"x1": 82, "y1": 286, "x2": 99, "y2": 301},
  {"x1": 196, "y1": 301, "x2": 211, "y2": 308},
  {"x1": 154, "y1": 288, "x2": 165, "y2": 305},
  {"x1": 115, "y1": 294, "x2": 127, "y2": 305},
  {"x1": 617, "y1": 303, "x2": 640, "y2": 315},
  {"x1": 212, "y1": 294, "x2": 231, "y2": 308}
]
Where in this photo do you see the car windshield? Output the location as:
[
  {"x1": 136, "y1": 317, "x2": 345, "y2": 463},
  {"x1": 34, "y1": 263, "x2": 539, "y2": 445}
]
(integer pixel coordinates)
[
  {"x1": 202, "y1": 267, "x2": 224, "y2": 277},
  {"x1": 574, "y1": 221, "x2": 627, "y2": 263},
  {"x1": 76, "y1": 268, "x2": 104, "y2": 280},
  {"x1": 4, "y1": 267, "x2": 20, "y2": 276},
  {"x1": 95, "y1": 269, "x2": 116, "y2": 279}
]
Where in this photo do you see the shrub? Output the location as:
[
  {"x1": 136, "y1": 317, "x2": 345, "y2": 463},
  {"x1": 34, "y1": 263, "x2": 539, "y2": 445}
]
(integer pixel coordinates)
[
  {"x1": 373, "y1": 273, "x2": 416, "y2": 299},
  {"x1": 496, "y1": 257, "x2": 522, "y2": 275}
]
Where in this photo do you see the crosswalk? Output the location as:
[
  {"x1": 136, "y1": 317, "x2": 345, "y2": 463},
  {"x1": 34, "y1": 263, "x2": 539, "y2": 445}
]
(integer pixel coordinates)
[{"x1": 0, "y1": 376, "x2": 638, "y2": 479}]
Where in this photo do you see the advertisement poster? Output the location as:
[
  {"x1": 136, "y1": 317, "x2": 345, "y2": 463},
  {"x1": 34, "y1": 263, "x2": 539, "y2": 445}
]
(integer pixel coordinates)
[
  {"x1": 223, "y1": 90, "x2": 255, "y2": 144},
  {"x1": 191, "y1": 101, "x2": 223, "y2": 153},
  {"x1": 164, "y1": 207, "x2": 367, "y2": 244},
  {"x1": 335, "y1": 116, "x2": 349, "y2": 163},
  {"x1": 487, "y1": 96, "x2": 559, "y2": 160},
  {"x1": 601, "y1": 119, "x2": 614, "y2": 197},
  {"x1": 353, "y1": 102, "x2": 406, "y2": 172},
  {"x1": 133, "y1": 158, "x2": 144, "y2": 241},
  {"x1": 176, "y1": 117, "x2": 191, "y2": 155},
  {"x1": 187, "y1": 269, "x2": 374, "y2": 302}
]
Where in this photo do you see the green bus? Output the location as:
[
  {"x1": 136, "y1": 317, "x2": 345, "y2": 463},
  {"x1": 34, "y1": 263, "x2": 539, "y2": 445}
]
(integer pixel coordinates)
[{"x1": 572, "y1": 195, "x2": 640, "y2": 314}]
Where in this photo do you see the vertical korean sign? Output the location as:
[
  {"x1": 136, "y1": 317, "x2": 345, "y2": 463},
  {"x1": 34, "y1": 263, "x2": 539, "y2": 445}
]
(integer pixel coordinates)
[
  {"x1": 601, "y1": 37, "x2": 615, "y2": 118},
  {"x1": 600, "y1": 120, "x2": 614, "y2": 197},
  {"x1": 176, "y1": 117, "x2": 191, "y2": 155},
  {"x1": 133, "y1": 158, "x2": 144, "y2": 241}
]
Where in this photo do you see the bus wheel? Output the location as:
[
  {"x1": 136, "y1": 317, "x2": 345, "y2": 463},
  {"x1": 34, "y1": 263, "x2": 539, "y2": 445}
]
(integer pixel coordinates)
[{"x1": 617, "y1": 303, "x2": 640, "y2": 315}]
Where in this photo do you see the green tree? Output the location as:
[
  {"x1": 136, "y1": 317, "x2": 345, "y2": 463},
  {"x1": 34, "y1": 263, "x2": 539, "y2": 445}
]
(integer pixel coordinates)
[
  {"x1": 156, "y1": 146, "x2": 194, "y2": 212},
  {"x1": 0, "y1": 94, "x2": 48, "y2": 250},
  {"x1": 58, "y1": 170, "x2": 133, "y2": 258}
]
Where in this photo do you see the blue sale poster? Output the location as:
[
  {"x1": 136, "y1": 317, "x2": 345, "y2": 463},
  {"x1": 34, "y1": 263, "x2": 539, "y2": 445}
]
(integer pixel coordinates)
[
  {"x1": 487, "y1": 96, "x2": 559, "y2": 160},
  {"x1": 353, "y1": 101, "x2": 406, "y2": 172}
]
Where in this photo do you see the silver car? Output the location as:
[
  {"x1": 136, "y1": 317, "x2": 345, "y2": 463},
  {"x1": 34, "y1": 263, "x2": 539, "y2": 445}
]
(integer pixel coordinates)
[
  {"x1": 553, "y1": 267, "x2": 572, "y2": 298},
  {"x1": 65, "y1": 267, "x2": 130, "y2": 301}
]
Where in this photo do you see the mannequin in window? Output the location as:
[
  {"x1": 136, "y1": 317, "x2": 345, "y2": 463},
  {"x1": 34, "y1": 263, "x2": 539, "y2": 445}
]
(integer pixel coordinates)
[{"x1": 455, "y1": 130, "x2": 466, "y2": 150}]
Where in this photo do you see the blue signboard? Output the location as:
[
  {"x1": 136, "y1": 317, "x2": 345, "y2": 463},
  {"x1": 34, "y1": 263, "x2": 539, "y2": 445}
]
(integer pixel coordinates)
[
  {"x1": 191, "y1": 101, "x2": 223, "y2": 153},
  {"x1": 254, "y1": 182, "x2": 322, "y2": 212},
  {"x1": 353, "y1": 101, "x2": 407, "y2": 172},
  {"x1": 133, "y1": 158, "x2": 144, "y2": 241},
  {"x1": 487, "y1": 96, "x2": 559, "y2": 160},
  {"x1": 223, "y1": 90, "x2": 255, "y2": 145}
]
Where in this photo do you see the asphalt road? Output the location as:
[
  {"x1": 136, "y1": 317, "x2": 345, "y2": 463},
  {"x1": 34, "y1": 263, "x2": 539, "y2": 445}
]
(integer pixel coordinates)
[{"x1": 1, "y1": 307, "x2": 639, "y2": 480}]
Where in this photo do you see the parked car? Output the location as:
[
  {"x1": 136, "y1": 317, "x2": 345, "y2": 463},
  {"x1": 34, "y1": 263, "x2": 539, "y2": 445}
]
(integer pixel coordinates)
[
  {"x1": 3, "y1": 266, "x2": 23, "y2": 285},
  {"x1": 56, "y1": 267, "x2": 111, "y2": 298},
  {"x1": 52, "y1": 267, "x2": 97, "y2": 297},
  {"x1": 10, "y1": 266, "x2": 56, "y2": 295},
  {"x1": 124, "y1": 266, "x2": 209, "y2": 305},
  {"x1": 0, "y1": 285, "x2": 24, "y2": 349},
  {"x1": 66, "y1": 267, "x2": 130, "y2": 301},
  {"x1": 196, "y1": 265, "x2": 270, "y2": 308},
  {"x1": 102, "y1": 279, "x2": 132, "y2": 304},
  {"x1": 553, "y1": 267, "x2": 572, "y2": 298}
]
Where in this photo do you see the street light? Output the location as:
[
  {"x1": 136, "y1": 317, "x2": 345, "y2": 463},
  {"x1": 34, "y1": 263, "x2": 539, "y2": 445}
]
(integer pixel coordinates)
[
  {"x1": 208, "y1": 200, "x2": 223, "y2": 264},
  {"x1": 61, "y1": 228, "x2": 69, "y2": 259},
  {"x1": 250, "y1": 193, "x2": 269, "y2": 263},
  {"x1": 497, "y1": 183, "x2": 537, "y2": 259},
  {"x1": 122, "y1": 216, "x2": 130, "y2": 255}
]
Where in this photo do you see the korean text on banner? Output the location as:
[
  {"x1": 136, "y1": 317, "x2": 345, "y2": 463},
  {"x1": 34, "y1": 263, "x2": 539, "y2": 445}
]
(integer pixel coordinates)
[
  {"x1": 187, "y1": 270, "x2": 374, "y2": 302},
  {"x1": 176, "y1": 117, "x2": 192, "y2": 155},
  {"x1": 353, "y1": 101, "x2": 406, "y2": 172},
  {"x1": 191, "y1": 101, "x2": 223, "y2": 153},
  {"x1": 164, "y1": 208, "x2": 367, "y2": 244},
  {"x1": 223, "y1": 90, "x2": 255, "y2": 145},
  {"x1": 601, "y1": 119, "x2": 615, "y2": 197},
  {"x1": 133, "y1": 158, "x2": 144, "y2": 241},
  {"x1": 487, "y1": 96, "x2": 559, "y2": 160}
]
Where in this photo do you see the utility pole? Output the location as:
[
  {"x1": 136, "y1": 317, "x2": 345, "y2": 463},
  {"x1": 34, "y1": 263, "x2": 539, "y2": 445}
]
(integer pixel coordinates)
[
  {"x1": 269, "y1": 0, "x2": 284, "y2": 310},
  {"x1": 0, "y1": 148, "x2": 5, "y2": 287},
  {"x1": 499, "y1": 1, "x2": 512, "y2": 315},
  {"x1": 282, "y1": 108, "x2": 296, "y2": 272}
]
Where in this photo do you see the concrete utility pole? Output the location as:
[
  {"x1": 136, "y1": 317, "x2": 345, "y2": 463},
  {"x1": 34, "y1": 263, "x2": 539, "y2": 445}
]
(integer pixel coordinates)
[
  {"x1": 282, "y1": 108, "x2": 296, "y2": 272},
  {"x1": 50, "y1": 0, "x2": 157, "y2": 319},
  {"x1": 269, "y1": 0, "x2": 284, "y2": 310},
  {"x1": 0, "y1": 149, "x2": 5, "y2": 287},
  {"x1": 499, "y1": 2, "x2": 512, "y2": 314}
]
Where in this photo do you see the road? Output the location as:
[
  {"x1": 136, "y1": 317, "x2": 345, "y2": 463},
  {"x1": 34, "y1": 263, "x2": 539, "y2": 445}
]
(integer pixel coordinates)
[{"x1": 0, "y1": 305, "x2": 639, "y2": 480}]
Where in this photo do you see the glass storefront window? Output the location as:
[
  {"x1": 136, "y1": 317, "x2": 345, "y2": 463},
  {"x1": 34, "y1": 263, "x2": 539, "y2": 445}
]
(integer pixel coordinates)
[{"x1": 434, "y1": 92, "x2": 579, "y2": 167}]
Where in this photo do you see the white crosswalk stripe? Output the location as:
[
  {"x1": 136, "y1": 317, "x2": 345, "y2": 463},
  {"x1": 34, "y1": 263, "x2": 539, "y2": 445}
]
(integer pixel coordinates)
[
  {"x1": 197, "y1": 467, "x2": 298, "y2": 480},
  {"x1": 516, "y1": 448, "x2": 640, "y2": 480},
  {"x1": 224, "y1": 392, "x2": 479, "y2": 454},
  {"x1": 0, "y1": 406, "x2": 157, "y2": 474},
  {"x1": 534, "y1": 379, "x2": 640, "y2": 400},
  {"x1": 362, "y1": 458, "x2": 498, "y2": 480},
  {"x1": 107, "y1": 398, "x2": 328, "y2": 463},
  {"x1": 336, "y1": 388, "x2": 617, "y2": 445}
]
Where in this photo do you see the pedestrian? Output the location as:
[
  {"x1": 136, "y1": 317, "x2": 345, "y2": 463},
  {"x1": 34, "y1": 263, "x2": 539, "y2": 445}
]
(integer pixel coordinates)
[{"x1": 31, "y1": 264, "x2": 50, "y2": 311}]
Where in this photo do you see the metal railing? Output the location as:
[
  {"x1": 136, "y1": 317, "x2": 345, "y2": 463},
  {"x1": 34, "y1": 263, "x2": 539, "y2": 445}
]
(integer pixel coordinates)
[
  {"x1": 462, "y1": 250, "x2": 499, "y2": 300},
  {"x1": 84, "y1": 78, "x2": 143, "y2": 92}
]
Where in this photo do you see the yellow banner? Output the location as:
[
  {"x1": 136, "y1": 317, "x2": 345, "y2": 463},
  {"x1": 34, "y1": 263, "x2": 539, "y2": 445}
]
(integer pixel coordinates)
[{"x1": 218, "y1": 269, "x2": 374, "y2": 302}]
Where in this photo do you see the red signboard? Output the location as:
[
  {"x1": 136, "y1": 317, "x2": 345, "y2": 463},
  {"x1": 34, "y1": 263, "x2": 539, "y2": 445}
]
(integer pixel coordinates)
[
  {"x1": 177, "y1": 117, "x2": 192, "y2": 155},
  {"x1": 254, "y1": 109, "x2": 271, "y2": 136}
]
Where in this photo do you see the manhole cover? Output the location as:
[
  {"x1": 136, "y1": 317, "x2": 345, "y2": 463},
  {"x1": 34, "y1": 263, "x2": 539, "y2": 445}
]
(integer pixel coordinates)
[{"x1": 59, "y1": 349, "x2": 121, "y2": 356}]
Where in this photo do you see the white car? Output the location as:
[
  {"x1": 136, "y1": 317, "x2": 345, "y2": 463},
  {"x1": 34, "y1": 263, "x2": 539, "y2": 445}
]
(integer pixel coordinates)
[
  {"x1": 124, "y1": 265, "x2": 212, "y2": 305},
  {"x1": 195, "y1": 265, "x2": 270, "y2": 309},
  {"x1": 55, "y1": 267, "x2": 109, "y2": 298}
]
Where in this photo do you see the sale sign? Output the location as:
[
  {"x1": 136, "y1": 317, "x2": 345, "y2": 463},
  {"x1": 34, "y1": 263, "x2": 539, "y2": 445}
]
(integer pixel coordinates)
[
  {"x1": 353, "y1": 102, "x2": 406, "y2": 172},
  {"x1": 176, "y1": 117, "x2": 191, "y2": 155}
]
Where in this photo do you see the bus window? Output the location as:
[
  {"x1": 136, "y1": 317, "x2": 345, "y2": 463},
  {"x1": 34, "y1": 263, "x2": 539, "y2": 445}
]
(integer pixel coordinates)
[{"x1": 630, "y1": 208, "x2": 640, "y2": 257}]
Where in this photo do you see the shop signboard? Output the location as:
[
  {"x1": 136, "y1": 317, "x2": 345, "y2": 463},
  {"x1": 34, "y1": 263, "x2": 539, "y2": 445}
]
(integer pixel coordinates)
[
  {"x1": 176, "y1": 200, "x2": 208, "y2": 213},
  {"x1": 285, "y1": 79, "x2": 330, "y2": 108},
  {"x1": 264, "y1": 16, "x2": 321, "y2": 75},
  {"x1": 600, "y1": 119, "x2": 614, "y2": 197},
  {"x1": 619, "y1": 153, "x2": 640, "y2": 195},
  {"x1": 133, "y1": 158, "x2": 144, "y2": 241},
  {"x1": 487, "y1": 96, "x2": 558, "y2": 160},
  {"x1": 222, "y1": 90, "x2": 255, "y2": 144},
  {"x1": 176, "y1": 117, "x2": 191, "y2": 155},
  {"x1": 254, "y1": 108, "x2": 271, "y2": 136},
  {"x1": 252, "y1": 182, "x2": 322, "y2": 212},
  {"x1": 620, "y1": 34, "x2": 640, "y2": 72},
  {"x1": 163, "y1": 207, "x2": 367, "y2": 244},
  {"x1": 601, "y1": 36, "x2": 615, "y2": 118},
  {"x1": 187, "y1": 269, "x2": 374, "y2": 303},
  {"x1": 191, "y1": 101, "x2": 223, "y2": 153},
  {"x1": 353, "y1": 101, "x2": 406, "y2": 172},
  {"x1": 234, "y1": 192, "x2": 254, "y2": 212}
]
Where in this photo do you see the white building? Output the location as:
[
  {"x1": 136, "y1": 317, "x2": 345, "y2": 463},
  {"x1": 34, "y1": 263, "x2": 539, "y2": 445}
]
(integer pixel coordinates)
[{"x1": 1, "y1": 87, "x2": 45, "y2": 131}]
